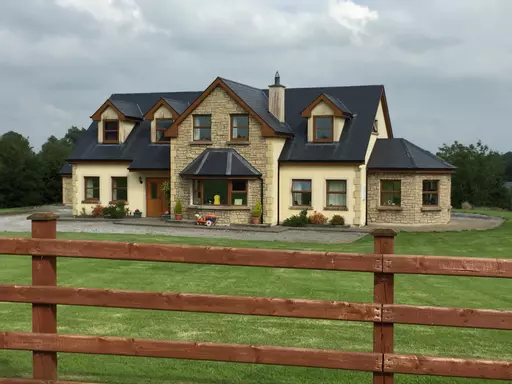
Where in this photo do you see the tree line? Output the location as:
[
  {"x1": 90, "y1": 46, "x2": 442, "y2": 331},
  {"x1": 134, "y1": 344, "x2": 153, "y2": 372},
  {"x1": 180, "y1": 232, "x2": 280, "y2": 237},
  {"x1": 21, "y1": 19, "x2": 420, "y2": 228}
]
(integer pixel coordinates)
[
  {"x1": 437, "y1": 141, "x2": 512, "y2": 209},
  {"x1": 0, "y1": 127, "x2": 85, "y2": 208}
]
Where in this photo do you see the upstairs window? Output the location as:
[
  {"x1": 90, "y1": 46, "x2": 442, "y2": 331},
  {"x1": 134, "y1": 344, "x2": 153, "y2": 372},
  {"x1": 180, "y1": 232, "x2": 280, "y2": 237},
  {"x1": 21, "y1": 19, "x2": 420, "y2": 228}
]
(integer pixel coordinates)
[
  {"x1": 231, "y1": 115, "x2": 249, "y2": 141},
  {"x1": 193, "y1": 115, "x2": 211, "y2": 141},
  {"x1": 380, "y1": 180, "x2": 401, "y2": 206},
  {"x1": 156, "y1": 119, "x2": 173, "y2": 142},
  {"x1": 291, "y1": 180, "x2": 312, "y2": 207},
  {"x1": 103, "y1": 120, "x2": 119, "y2": 143},
  {"x1": 423, "y1": 180, "x2": 439, "y2": 206},
  {"x1": 313, "y1": 116, "x2": 333, "y2": 142}
]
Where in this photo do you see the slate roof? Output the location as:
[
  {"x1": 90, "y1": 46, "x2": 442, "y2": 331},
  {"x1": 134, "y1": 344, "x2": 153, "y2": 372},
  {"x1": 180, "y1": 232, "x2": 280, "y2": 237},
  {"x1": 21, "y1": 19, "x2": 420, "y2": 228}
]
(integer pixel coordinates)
[
  {"x1": 324, "y1": 94, "x2": 353, "y2": 116},
  {"x1": 367, "y1": 139, "x2": 455, "y2": 171},
  {"x1": 162, "y1": 98, "x2": 189, "y2": 115},
  {"x1": 220, "y1": 78, "x2": 293, "y2": 136},
  {"x1": 110, "y1": 99, "x2": 143, "y2": 120},
  {"x1": 60, "y1": 163, "x2": 72, "y2": 175},
  {"x1": 68, "y1": 120, "x2": 170, "y2": 170},
  {"x1": 180, "y1": 148, "x2": 261, "y2": 177},
  {"x1": 277, "y1": 85, "x2": 385, "y2": 162}
]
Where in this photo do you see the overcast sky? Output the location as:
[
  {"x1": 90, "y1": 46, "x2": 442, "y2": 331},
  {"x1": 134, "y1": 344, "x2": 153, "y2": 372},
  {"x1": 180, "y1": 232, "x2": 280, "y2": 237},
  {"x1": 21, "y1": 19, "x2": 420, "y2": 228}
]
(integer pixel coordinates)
[{"x1": 1, "y1": 0, "x2": 511, "y2": 152}]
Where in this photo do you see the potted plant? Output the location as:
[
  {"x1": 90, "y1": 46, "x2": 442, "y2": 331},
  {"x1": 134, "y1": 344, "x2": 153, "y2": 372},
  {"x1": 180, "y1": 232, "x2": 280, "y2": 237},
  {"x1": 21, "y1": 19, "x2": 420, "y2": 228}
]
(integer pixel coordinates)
[
  {"x1": 251, "y1": 201, "x2": 262, "y2": 224},
  {"x1": 161, "y1": 210, "x2": 170, "y2": 221},
  {"x1": 133, "y1": 209, "x2": 142, "y2": 218},
  {"x1": 175, "y1": 200, "x2": 183, "y2": 220}
]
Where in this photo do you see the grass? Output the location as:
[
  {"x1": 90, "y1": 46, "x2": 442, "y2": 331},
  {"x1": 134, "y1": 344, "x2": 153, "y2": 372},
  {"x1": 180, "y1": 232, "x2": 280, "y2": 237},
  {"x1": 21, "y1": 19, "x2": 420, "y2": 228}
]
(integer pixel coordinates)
[
  {"x1": 0, "y1": 207, "x2": 34, "y2": 214},
  {"x1": 0, "y1": 209, "x2": 511, "y2": 383}
]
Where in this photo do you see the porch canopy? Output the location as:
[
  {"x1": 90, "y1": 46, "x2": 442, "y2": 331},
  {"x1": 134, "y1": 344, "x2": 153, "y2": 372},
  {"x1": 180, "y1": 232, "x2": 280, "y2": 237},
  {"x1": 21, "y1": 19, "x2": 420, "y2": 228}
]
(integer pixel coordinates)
[{"x1": 180, "y1": 148, "x2": 261, "y2": 178}]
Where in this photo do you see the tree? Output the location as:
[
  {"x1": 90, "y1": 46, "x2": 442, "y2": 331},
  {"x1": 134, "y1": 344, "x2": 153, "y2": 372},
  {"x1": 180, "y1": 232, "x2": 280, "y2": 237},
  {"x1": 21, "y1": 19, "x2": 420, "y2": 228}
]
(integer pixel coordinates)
[
  {"x1": 0, "y1": 132, "x2": 43, "y2": 208},
  {"x1": 437, "y1": 141, "x2": 509, "y2": 208},
  {"x1": 63, "y1": 126, "x2": 86, "y2": 147},
  {"x1": 502, "y1": 151, "x2": 512, "y2": 181}
]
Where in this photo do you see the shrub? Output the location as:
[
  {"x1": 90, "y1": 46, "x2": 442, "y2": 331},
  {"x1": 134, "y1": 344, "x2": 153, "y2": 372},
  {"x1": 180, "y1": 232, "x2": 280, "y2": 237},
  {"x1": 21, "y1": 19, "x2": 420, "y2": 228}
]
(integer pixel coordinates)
[
  {"x1": 251, "y1": 201, "x2": 262, "y2": 217},
  {"x1": 282, "y1": 209, "x2": 309, "y2": 227},
  {"x1": 175, "y1": 200, "x2": 183, "y2": 214},
  {"x1": 103, "y1": 202, "x2": 126, "y2": 219},
  {"x1": 308, "y1": 211, "x2": 328, "y2": 225},
  {"x1": 91, "y1": 205, "x2": 103, "y2": 217},
  {"x1": 329, "y1": 215, "x2": 345, "y2": 226},
  {"x1": 461, "y1": 201, "x2": 472, "y2": 210}
]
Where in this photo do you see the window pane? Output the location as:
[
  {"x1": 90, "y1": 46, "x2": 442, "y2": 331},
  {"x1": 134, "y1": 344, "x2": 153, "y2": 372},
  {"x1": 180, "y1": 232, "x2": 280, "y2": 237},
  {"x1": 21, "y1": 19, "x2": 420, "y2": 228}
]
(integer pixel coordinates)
[
  {"x1": 104, "y1": 131, "x2": 118, "y2": 141},
  {"x1": 194, "y1": 115, "x2": 211, "y2": 127},
  {"x1": 193, "y1": 180, "x2": 202, "y2": 205},
  {"x1": 327, "y1": 180, "x2": 346, "y2": 192},
  {"x1": 113, "y1": 178, "x2": 127, "y2": 188},
  {"x1": 150, "y1": 182, "x2": 158, "y2": 199},
  {"x1": 231, "y1": 192, "x2": 247, "y2": 205},
  {"x1": 194, "y1": 128, "x2": 211, "y2": 141},
  {"x1": 315, "y1": 117, "x2": 332, "y2": 129},
  {"x1": 232, "y1": 127, "x2": 249, "y2": 139},
  {"x1": 156, "y1": 130, "x2": 168, "y2": 142},
  {"x1": 423, "y1": 193, "x2": 438, "y2": 206},
  {"x1": 423, "y1": 180, "x2": 438, "y2": 192},
  {"x1": 292, "y1": 192, "x2": 312, "y2": 206},
  {"x1": 381, "y1": 192, "x2": 401, "y2": 206},
  {"x1": 232, "y1": 180, "x2": 247, "y2": 191},
  {"x1": 114, "y1": 188, "x2": 128, "y2": 201},
  {"x1": 382, "y1": 180, "x2": 401, "y2": 191},
  {"x1": 315, "y1": 128, "x2": 332, "y2": 140},
  {"x1": 203, "y1": 180, "x2": 228, "y2": 205},
  {"x1": 232, "y1": 115, "x2": 248, "y2": 127},
  {"x1": 156, "y1": 119, "x2": 173, "y2": 129},
  {"x1": 292, "y1": 180, "x2": 311, "y2": 191},
  {"x1": 104, "y1": 121, "x2": 118, "y2": 131},
  {"x1": 328, "y1": 193, "x2": 346, "y2": 207}
]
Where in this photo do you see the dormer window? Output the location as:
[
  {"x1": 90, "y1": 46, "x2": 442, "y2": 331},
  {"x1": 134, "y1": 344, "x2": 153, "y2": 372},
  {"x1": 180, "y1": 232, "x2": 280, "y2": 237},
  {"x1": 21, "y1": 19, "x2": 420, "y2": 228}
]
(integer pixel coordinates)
[
  {"x1": 156, "y1": 118, "x2": 173, "y2": 142},
  {"x1": 313, "y1": 116, "x2": 333, "y2": 142},
  {"x1": 103, "y1": 120, "x2": 119, "y2": 143}
]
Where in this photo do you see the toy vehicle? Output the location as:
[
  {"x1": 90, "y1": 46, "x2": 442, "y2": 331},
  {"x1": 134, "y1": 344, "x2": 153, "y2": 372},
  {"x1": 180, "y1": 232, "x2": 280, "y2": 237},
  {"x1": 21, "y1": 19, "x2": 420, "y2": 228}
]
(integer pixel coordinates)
[{"x1": 195, "y1": 213, "x2": 217, "y2": 227}]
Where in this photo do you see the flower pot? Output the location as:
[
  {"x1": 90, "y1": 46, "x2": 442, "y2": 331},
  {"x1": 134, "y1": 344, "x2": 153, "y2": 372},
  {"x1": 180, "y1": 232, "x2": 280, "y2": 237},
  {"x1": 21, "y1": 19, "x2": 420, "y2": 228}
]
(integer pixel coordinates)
[
  {"x1": 133, "y1": 212, "x2": 142, "y2": 218},
  {"x1": 175, "y1": 213, "x2": 183, "y2": 220},
  {"x1": 251, "y1": 216, "x2": 261, "y2": 225},
  {"x1": 161, "y1": 214, "x2": 170, "y2": 221}
]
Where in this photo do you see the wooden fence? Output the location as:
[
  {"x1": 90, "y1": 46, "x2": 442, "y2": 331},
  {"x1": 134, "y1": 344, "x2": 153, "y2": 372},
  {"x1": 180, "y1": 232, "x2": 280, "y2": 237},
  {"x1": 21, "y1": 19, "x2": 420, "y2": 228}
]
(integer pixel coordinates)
[{"x1": 0, "y1": 212, "x2": 511, "y2": 383}]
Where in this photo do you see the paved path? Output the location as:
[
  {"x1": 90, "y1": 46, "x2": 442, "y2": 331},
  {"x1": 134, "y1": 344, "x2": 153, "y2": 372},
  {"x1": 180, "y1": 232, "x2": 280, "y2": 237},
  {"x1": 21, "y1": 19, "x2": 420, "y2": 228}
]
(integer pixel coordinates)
[{"x1": 0, "y1": 208, "x2": 365, "y2": 244}]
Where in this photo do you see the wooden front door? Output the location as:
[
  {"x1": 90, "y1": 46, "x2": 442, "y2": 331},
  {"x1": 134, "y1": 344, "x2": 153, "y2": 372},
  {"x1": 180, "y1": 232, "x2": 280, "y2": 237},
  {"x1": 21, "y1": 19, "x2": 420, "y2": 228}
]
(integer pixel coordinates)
[{"x1": 146, "y1": 178, "x2": 168, "y2": 217}]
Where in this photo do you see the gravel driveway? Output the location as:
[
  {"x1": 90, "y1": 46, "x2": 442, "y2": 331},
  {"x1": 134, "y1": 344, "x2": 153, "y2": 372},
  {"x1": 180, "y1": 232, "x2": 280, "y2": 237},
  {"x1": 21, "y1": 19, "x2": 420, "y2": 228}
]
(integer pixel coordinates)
[{"x1": 0, "y1": 207, "x2": 366, "y2": 244}]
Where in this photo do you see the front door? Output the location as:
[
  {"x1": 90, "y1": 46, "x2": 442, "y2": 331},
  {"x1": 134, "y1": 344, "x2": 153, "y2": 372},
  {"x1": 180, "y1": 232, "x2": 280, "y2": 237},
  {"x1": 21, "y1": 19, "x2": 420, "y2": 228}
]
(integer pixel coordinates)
[{"x1": 146, "y1": 178, "x2": 168, "y2": 217}]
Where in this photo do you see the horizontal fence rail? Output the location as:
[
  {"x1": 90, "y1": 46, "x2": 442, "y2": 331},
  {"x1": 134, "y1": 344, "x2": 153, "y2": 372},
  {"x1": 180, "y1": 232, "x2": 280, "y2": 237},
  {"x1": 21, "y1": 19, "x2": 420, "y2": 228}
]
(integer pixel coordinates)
[{"x1": 0, "y1": 215, "x2": 510, "y2": 383}]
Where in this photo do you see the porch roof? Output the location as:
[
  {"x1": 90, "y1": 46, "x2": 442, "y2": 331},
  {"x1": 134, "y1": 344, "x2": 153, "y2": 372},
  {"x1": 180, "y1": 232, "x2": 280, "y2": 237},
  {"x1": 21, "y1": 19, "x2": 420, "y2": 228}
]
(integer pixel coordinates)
[{"x1": 180, "y1": 148, "x2": 261, "y2": 177}]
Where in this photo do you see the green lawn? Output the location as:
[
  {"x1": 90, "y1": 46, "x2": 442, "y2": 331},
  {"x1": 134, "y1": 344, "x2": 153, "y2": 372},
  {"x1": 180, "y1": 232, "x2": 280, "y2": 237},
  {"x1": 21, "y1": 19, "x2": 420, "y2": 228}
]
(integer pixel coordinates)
[
  {"x1": 0, "y1": 210, "x2": 511, "y2": 383},
  {"x1": 0, "y1": 207, "x2": 34, "y2": 214}
]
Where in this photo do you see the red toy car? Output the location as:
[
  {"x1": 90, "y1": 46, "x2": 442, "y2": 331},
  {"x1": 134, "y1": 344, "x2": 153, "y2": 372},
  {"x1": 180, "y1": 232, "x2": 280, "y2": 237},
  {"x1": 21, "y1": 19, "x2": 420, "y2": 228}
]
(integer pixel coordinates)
[{"x1": 195, "y1": 213, "x2": 217, "y2": 227}]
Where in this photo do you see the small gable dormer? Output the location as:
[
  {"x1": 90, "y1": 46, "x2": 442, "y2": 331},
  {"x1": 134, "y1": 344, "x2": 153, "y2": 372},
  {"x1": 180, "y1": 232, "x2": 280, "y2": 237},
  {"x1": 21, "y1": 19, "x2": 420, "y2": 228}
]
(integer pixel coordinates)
[
  {"x1": 301, "y1": 94, "x2": 353, "y2": 143},
  {"x1": 91, "y1": 99, "x2": 142, "y2": 144},
  {"x1": 144, "y1": 98, "x2": 189, "y2": 143}
]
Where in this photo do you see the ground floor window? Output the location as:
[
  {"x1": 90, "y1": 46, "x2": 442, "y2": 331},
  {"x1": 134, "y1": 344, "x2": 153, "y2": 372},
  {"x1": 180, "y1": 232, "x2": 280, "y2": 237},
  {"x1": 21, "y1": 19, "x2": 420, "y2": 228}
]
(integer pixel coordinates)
[
  {"x1": 422, "y1": 180, "x2": 439, "y2": 206},
  {"x1": 84, "y1": 177, "x2": 100, "y2": 201},
  {"x1": 112, "y1": 177, "x2": 128, "y2": 202},
  {"x1": 291, "y1": 179, "x2": 312, "y2": 206},
  {"x1": 192, "y1": 179, "x2": 248, "y2": 205},
  {"x1": 380, "y1": 180, "x2": 401, "y2": 206},
  {"x1": 326, "y1": 180, "x2": 347, "y2": 207}
]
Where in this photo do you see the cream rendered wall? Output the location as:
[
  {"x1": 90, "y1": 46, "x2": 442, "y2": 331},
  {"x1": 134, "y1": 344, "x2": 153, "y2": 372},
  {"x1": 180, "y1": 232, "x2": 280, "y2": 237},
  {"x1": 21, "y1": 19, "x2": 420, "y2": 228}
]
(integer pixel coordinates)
[
  {"x1": 97, "y1": 107, "x2": 136, "y2": 144},
  {"x1": 306, "y1": 102, "x2": 345, "y2": 142},
  {"x1": 267, "y1": 137, "x2": 287, "y2": 225},
  {"x1": 360, "y1": 99, "x2": 390, "y2": 225},
  {"x1": 71, "y1": 163, "x2": 159, "y2": 217},
  {"x1": 150, "y1": 105, "x2": 173, "y2": 143},
  {"x1": 279, "y1": 164, "x2": 359, "y2": 225}
]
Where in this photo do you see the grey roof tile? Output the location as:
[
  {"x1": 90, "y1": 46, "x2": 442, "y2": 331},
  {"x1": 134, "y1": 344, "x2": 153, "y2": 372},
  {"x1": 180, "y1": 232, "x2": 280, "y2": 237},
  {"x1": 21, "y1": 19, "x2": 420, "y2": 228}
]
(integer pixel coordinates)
[
  {"x1": 324, "y1": 94, "x2": 353, "y2": 116},
  {"x1": 60, "y1": 163, "x2": 72, "y2": 175},
  {"x1": 180, "y1": 148, "x2": 261, "y2": 177},
  {"x1": 110, "y1": 99, "x2": 143, "y2": 120},
  {"x1": 162, "y1": 97, "x2": 189, "y2": 115},
  {"x1": 367, "y1": 138, "x2": 456, "y2": 170}
]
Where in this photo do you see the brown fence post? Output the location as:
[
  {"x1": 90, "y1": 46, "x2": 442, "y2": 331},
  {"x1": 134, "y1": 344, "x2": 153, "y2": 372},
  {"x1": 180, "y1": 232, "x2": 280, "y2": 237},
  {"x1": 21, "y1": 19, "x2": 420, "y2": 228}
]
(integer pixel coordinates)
[
  {"x1": 372, "y1": 229, "x2": 396, "y2": 384},
  {"x1": 28, "y1": 212, "x2": 58, "y2": 380}
]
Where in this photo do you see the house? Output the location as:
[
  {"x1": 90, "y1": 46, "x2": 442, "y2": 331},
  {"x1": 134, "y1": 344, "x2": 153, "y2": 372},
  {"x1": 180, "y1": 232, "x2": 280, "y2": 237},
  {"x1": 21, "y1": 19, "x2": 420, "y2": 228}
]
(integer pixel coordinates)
[{"x1": 62, "y1": 73, "x2": 455, "y2": 225}]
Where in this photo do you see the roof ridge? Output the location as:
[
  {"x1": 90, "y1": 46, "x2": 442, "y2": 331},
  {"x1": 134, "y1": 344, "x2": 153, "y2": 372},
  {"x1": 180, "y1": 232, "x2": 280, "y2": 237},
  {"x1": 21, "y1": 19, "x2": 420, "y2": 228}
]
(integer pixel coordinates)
[{"x1": 219, "y1": 77, "x2": 264, "y2": 93}]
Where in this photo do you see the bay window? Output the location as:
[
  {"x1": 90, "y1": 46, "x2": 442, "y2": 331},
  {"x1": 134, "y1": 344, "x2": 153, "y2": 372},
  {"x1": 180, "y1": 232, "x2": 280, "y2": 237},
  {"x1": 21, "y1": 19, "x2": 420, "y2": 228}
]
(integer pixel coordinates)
[{"x1": 192, "y1": 179, "x2": 248, "y2": 205}]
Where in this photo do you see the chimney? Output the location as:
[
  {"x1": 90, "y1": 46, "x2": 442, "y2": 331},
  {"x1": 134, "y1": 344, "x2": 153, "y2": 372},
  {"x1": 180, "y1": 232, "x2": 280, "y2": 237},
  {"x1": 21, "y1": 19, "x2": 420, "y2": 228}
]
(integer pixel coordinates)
[{"x1": 268, "y1": 71, "x2": 285, "y2": 123}]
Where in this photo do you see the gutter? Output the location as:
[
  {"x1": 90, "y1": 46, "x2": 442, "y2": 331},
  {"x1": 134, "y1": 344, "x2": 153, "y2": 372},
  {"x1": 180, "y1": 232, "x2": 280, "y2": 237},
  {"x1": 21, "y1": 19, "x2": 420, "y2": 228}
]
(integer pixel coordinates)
[
  {"x1": 277, "y1": 165, "x2": 280, "y2": 225},
  {"x1": 260, "y1": 177, "x2": 264, "y2": 224}
]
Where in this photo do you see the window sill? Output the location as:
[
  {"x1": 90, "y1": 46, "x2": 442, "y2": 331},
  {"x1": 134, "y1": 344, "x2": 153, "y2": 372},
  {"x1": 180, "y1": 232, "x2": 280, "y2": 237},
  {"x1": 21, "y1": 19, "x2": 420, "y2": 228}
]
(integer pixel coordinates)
[
  {"x1": 226, "y1": 141, "x2": 250, "y2": 146},
  {"x1": 378, "y1": 206, "x2": 403, "y2": 211},
  {"x1": 190, "y1": 141, "x2": 213, "y2": 146},
  {"x1": 82, "y1": 200, "x2": 101, "y2": 204},
  {"x1": 188, "y1": 205, "x2": 250, "y2": 211},
  {"x1": 289, "y1": 206, "x2": 313, "y2": 210},
  {"x1": 421, "y1": 206, "x2": 442, "y2": 212},
  {"x1": 109, "y1": 200, "x2": 129, "y2": 205},
  {"x1": 324, "y1": 206, "x2": 348, "y2": 211}
]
